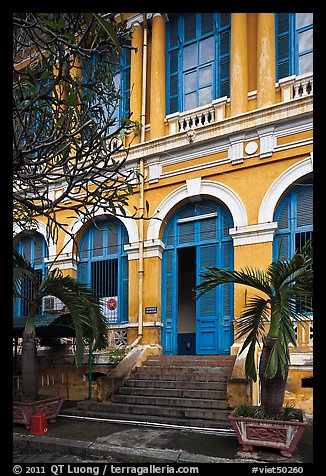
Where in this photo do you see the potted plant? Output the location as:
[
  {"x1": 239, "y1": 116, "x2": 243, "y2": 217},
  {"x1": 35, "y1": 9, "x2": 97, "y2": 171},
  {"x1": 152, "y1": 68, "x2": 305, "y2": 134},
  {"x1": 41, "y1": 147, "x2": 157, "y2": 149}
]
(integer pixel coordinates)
[
  {"x1": 194, "y1": 241, "x2": 312, "y2": 457},
  {"x1": 13, "y1": 249, "x2": 107, "y2": 429}
]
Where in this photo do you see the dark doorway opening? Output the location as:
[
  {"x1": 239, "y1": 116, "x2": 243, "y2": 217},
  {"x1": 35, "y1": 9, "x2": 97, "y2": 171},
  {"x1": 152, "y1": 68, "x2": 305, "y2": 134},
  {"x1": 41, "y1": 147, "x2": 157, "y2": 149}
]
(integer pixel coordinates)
[{"x1": 177, "y1": 246, "x2": 196, "y2": 355}]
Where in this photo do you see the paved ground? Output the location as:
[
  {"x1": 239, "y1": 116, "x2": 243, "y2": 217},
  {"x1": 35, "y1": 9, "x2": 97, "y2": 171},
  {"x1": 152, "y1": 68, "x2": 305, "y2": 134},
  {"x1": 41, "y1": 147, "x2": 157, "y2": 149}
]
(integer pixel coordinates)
[{"x1": 13, "y1": 411, "x2": 313, "y2": 465}]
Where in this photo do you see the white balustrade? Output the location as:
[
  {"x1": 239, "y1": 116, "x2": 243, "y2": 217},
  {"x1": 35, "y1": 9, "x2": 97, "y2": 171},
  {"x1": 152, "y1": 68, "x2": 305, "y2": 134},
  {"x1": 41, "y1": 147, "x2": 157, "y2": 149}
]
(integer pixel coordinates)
[
  {"x1": 178, "y1": 104, "x2": 215, "y2": 132},
  {"x1": 293, "y1": 73, "x2": 313, "y2": 98}
]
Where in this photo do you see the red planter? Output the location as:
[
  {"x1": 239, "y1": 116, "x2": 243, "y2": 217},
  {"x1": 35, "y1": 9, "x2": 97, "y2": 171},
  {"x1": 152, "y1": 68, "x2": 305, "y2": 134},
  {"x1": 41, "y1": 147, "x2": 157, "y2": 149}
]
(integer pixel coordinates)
[
  {"x1": 13, "y1": 396, "x2": 65, "y2": 429},
  {"x1": 229, "y1": 414, "x2": 307, "y2": 458}
]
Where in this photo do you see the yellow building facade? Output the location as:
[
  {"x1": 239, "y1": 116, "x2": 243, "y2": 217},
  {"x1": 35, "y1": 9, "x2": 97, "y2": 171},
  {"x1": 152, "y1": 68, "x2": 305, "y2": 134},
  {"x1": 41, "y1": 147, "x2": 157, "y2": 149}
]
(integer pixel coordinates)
[{"x1": 14, "y1": 13, "x2": 313, "y2": 411}]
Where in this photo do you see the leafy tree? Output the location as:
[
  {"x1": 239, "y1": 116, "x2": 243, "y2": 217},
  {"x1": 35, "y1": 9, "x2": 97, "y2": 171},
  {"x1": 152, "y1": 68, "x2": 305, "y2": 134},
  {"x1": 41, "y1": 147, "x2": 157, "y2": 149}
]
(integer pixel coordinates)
[
  {"x1": 14, "y1": 248, "x2": 108, "y2": 400},
  {"x1": 194, "y1": 242, "x2": 313, "y2": 417},
  {"x1": 13, "y1": 13, "x2": 142, "y2": 244}
]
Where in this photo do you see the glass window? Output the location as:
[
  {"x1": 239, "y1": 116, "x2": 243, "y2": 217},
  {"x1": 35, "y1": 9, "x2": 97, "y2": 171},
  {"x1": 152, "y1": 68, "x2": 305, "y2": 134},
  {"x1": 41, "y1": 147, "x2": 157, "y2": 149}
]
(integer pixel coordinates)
[
  {"x1": 296, "y1": 13, "x2": 313, "y2": 29},
  {"x1": 77, "y1": 219, "x2": 129, "y2": 324},
  {"x1": 167, "y1": 13, "x2": 230, "y2": 114},
  {"x1": 14, "y1": 234, "x2": 48, "y2": 317},
  {"x1": 276, "y1": 13, "x2": 313, "y2": 80}
]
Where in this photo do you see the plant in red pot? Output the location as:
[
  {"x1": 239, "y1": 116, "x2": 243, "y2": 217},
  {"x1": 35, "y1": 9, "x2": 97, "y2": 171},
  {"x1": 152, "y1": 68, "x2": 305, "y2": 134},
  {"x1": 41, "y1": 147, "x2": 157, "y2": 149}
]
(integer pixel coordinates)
[
  {"x1": 13, "y1": 249, "x2": 107, "y2": 429},
  {"x1": 195, "y1": 241, "x2": 312, "y2": 458}
]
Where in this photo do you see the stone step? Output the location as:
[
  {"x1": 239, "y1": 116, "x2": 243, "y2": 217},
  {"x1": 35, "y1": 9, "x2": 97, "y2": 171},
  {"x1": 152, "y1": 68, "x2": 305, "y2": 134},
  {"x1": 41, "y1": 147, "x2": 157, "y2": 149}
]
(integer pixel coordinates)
[
  {"x1": 61, "y1": 406, "x2": 232, "y2": 430},
  {"x1": 119, "y1": 386, "x2": 227, "y2": 400},
  {"x1": 124, "y1": 378, "x2": 227, "y2": 391},
  {"x1": 145, "y1": 357, "x2": 235, "y2": 363},
  {"x1": 139, "y1": 364, "x2": 232, "y2": 374},
  {"x1": 132, "y1": 370, "x2": 229, "y2": 381},
  {"x1": 77, "y1": 400, "x2": 231, "y2": 422},
  {"x1": 111, "y1": 393, "x2": 228, "y2": 409}
]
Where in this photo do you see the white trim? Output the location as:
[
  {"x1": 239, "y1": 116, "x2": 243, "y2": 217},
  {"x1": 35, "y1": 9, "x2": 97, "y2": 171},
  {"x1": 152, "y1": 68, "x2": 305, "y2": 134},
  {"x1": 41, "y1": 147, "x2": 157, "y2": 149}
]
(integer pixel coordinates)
[
  {"x1": 13, "y1": 221, "x2": 56, "y2": 257},
  {"x1": 258, "y1": 157, "x2": 313, "y2": 224},
  {"x1": 147, "y1": 180, "x2": 248, "y2": 241},
  {"x1": 229, "y1": 222, "x2": 278, "y2": 246},
  {"x1": 63, "y1": 208, "x2": 139, "y2": 256},
  {"x1": 124, "y1": 239, "x2": 165, "y2": 261}
]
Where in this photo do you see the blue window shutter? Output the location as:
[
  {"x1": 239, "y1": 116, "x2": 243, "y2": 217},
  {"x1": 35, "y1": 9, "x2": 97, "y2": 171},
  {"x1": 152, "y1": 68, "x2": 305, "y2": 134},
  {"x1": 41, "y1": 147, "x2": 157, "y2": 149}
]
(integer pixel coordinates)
[
  {"x1": 276, "y1": 13, "x2": 291, "y2": 80},
  {"x1": 219, "y1": 30, "x2": 230, "y2": 98},
  {"x1": 196, "y1": 244, "x2": 218, "y2": 354},
  {"x1": 120, "y1": 256, "x2": 128, "y2": 323},
  {"x1": 77, "y1": 262, "x2": 88, "y2": 284},
  {"x1": 296, "y1": 184, "x2": 313, "y2": 228},
  {"x1": 169, "y1": 51, "x2": 179, "y2": 114},
  {"x1": 162, "y1": 250, "x2": 177, "y2": 354},
  {"x1": 220, "y1": 241, "x2": 233, "y2": 353}
]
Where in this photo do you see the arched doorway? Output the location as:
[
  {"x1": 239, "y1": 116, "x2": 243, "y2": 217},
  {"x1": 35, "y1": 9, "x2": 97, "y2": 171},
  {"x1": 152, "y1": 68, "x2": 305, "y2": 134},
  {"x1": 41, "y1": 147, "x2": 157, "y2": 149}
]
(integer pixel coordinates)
[{"x1": 161, "y1": 200, "x2": 234, "y2": 355}]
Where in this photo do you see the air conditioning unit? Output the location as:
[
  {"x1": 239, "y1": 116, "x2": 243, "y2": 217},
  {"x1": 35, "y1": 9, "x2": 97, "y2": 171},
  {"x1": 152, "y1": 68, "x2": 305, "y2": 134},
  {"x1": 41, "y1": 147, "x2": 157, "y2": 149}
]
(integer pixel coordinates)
[{"x1": 43, "y1": 296, "x2": 66, "y2": 313}]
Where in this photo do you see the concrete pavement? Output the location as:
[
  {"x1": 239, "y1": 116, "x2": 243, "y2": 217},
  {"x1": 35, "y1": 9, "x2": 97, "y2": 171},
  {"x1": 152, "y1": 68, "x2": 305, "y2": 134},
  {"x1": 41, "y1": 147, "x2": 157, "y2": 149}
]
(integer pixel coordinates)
[{"x1": 13, "y1": 409, "x2": 313, "y2": 464}]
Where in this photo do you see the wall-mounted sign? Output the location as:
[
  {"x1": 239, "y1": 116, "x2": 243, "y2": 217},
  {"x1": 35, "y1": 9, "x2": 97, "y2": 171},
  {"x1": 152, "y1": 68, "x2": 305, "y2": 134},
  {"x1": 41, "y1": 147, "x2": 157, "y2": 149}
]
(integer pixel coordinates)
[{"x1": 145, "y1": 307, "x2": 158, "y2": 314}]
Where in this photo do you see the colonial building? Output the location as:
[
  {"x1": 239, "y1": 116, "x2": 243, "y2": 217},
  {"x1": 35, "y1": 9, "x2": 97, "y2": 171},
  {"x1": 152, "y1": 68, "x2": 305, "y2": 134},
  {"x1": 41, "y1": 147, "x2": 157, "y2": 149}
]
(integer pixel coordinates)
[{"x1": 14, "y1": 13, "x2": 313, "y2": 412}]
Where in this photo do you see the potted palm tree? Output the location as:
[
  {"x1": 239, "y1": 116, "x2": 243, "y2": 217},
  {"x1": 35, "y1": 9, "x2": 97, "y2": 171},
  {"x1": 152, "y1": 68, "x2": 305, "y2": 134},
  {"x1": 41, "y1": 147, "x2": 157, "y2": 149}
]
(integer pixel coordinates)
[
  {"x1": 194, "y1": 241, "x2": 312, "y2": 457},
  {"x1": 13, "y1": 249, "x2": 107, "y2": 428}
]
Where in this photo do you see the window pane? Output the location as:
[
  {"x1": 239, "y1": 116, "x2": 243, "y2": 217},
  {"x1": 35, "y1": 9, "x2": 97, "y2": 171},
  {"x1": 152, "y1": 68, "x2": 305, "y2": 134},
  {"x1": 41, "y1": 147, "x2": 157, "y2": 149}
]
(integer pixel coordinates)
[
  {"x1": 199, "y1": 86, "x2": 212, "y2": 106},
  {"x1": 299, "y1": 52, "x2": 313, "y2": 75},
  {"x1": 298, "y1": 29, "x2": 313, "y2": 53},
  {"x1": 199, "y1": 65, "x2": 212, "y2": 87},
  {"x1": 185, "y1": 91, "x2": 196, "y2": 110},
  {"x1": 199, "y1": 37, "x2": 214, "y2": 64},
  {"x1": 184, "y1": 13, "x2": 196, "y2": 42},
  {"x1": 169, "y1": 15, "x2": 179, "y2": 47},
  {"x1": 183, "y1": 43, "x2": 197, "y2": 69},
  {"x1": 201, "y1": 13, "x2": 214, "y2": 35},
  {"x1": 296, "y1": 13, "x2": 313, "y2": 29},
  {"x1": 185, "y1": 71, "x2": 196, "y2": 92}
]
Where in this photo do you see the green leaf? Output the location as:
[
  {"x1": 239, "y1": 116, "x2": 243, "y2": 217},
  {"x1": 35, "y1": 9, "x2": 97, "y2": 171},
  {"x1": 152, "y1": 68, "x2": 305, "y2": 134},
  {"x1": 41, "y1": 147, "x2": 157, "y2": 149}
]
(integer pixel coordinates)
[
  {"x1": 57, "y1": 17, "x2": 65, "y2": 30},
  {"x1": 92, "y1": 13, "x2": 122, "y2": 57},
  {"x1": 67, "y1": 92, "x2": 78, "y2": 106}
]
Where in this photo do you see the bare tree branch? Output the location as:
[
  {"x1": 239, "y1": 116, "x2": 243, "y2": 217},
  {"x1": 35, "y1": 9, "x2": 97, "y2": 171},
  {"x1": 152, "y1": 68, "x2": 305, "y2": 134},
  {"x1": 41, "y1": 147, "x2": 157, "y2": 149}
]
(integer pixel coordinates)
[{"x1": 13, "y1": 13, "x2": 143, "y2": 245}]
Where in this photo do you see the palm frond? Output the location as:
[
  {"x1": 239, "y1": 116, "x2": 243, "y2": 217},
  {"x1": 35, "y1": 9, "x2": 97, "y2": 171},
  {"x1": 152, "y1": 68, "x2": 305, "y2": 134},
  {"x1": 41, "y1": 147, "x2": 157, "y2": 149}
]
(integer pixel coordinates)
[
  {"x1": 235, "y1": 295, "x2": 270, "y2": 382},
  {"x1": 38, "y1": 268, "x2": 107, "y2": 366},
  {"x1": 195, "y1": 267, "x2": 272, "y2": 299}
]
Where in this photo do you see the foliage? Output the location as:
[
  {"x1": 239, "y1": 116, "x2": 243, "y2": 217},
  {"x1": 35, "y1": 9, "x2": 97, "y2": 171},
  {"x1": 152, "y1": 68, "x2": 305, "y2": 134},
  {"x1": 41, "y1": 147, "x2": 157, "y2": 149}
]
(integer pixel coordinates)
[
  {"x1": 231, "y1": 404, "x2": 304, "y2": 422},
  {"x1": 13, "y1": 248, "x2": 108, "y2": 366},
  {"x1": 195, "y1": 241, "x2": 313, "y2": 382},
  {"x1": 13, "y1": 13, "x2": 144, "y2": 244}
]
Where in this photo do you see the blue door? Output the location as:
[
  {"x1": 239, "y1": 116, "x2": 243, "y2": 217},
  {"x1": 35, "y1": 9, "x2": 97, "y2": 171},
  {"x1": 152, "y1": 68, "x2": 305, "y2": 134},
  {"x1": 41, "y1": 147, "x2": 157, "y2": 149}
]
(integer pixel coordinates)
[{"x1": 162, "y1": 201, "x2": 234, "y2": 355}]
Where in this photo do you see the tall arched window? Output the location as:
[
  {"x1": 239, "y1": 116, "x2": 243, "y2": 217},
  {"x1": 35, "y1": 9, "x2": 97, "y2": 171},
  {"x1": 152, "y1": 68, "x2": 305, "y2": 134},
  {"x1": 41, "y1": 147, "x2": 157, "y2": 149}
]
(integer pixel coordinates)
[
  {"x1": 273, "y1": 179, "x2": 313, "y2": 259},
  {"x1": 14, "y1": 233, "x2": 48, "y2": 317},
  {"x1": 273, "y1": 179, "x2": 313, "y2": 315},
  {"x1": 77, "y1": 219, "x2": 129, "y2": 324}
]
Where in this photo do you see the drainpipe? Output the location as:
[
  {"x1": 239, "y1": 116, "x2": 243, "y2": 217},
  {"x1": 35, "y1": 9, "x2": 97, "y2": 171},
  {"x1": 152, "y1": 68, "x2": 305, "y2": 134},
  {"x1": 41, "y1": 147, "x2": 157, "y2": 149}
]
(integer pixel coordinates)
[{"x1": 127, "y1": 13, "x2": 147, "y2": 351}]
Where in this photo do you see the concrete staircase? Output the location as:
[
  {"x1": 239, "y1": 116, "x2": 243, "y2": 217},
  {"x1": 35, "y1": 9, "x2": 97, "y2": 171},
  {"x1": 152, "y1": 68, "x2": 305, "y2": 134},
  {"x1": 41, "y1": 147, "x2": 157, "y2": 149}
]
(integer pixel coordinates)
[{"x1": 69, "y1": 354, "x2": 236, "y2": 429}]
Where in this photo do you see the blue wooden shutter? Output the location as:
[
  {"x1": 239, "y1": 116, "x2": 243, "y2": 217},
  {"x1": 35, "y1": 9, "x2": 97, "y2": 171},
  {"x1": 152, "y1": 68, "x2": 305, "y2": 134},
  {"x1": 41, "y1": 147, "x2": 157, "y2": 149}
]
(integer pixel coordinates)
[
  {"x1": 162, "y1": 250, "x2": 177, "y2": 354},
  {"x1": 219, "y1": 29, "x2": 230, "y2": 98},
  {"x1": 220, "y1": 241, "x2": 233, "y2": 353},
  {"x1": 276, "y1": 13, "x2": 291, "y2": 80},
  {"x1": 296, "y1": 185, "x2": 313, "y2": 228},
  {"x1": 196, "y1": 244, "x2": 218, "y2": 354},
  {"x1": 120, "y1": 255, "x2": 128, "y2": 323}
]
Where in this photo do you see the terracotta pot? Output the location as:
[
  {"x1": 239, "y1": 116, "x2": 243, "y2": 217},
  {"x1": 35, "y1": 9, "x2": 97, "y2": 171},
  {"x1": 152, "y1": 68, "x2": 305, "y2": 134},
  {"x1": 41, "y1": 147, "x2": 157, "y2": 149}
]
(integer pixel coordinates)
[
  {"x1": 13, "y1": 396, "x2": 65, "y2": 429},
  {"x1": 229, "y1": 414, "x2": 307, "y2": 458}
]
